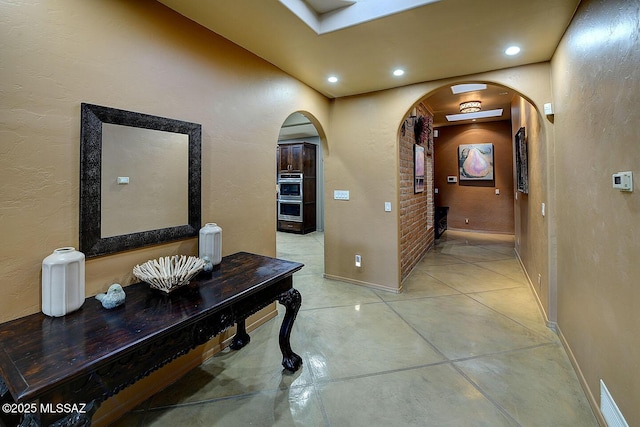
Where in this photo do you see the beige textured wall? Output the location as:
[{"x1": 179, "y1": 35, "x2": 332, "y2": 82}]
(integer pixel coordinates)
[
  {"x1": 0, "y1": 0, "x2": 329, "y2": 320},
  {"x1": 551, "y1": 0, "x2": 640, "y2": 424},
  {"x1": 323, "y1": 93, "x2": 403, "y2": 290},
  {"x1": 434, "y1": 121, "x2": 515, "y2": 233},
  {"x1": 511, "y1": 97, "x2": 551, "y2": 321}
]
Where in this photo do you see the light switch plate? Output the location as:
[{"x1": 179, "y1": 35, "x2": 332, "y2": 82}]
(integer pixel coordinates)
[
  {"x1": 384, "y1": 202, "x2": 392, "y2": 212},
  {"x1": 334, "y1": 190, "x2": 350, "y2": 200}
]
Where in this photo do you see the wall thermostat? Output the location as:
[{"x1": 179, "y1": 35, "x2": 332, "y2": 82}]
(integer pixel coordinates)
[
  {"x1": 612, "y1": 171, "x2": 633, "y2": 192},
  {"x1": 447, "y1": 176, "x2": 458, "y2": 183}
]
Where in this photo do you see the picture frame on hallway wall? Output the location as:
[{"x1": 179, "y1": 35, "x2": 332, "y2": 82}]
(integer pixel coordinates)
[
  {"x1": 515, "y1": 127, "x2": 529, "y2": 193},
  {"x1": 458, "y1": 143, "x2": 494, "y2": 181},
  {"x1": 414, "y1": 144, "x2": 425, "y2": 193}
]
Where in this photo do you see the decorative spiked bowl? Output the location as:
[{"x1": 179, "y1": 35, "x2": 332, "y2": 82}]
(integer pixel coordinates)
[{"x1": 133, "y1": 255, "x2": 205, "y2": 293}]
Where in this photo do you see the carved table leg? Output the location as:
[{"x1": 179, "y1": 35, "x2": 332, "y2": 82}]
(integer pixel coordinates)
[
  {"x1": 230, "y1": 319, "x2": 251, "y2": 350},
  {"x1": 277, "y1": 288, "x2": 302, "y2": 372}
]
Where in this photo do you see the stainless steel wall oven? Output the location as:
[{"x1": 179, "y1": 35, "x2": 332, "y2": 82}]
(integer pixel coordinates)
[
  {"x1": 278, "y1": 173, "x2": 303, "y2": 222},
  {"x1": 278, "y1": 200, "x2": 303, "y2": 222},
  {"x1": 278, "y1": 173, "x2": 303, "y2": 200}
]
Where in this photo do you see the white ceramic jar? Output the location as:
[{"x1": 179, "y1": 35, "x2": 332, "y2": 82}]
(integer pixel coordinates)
[
  {"x1": 199, "y1": 223, "x2": 222, "y2": 265},
  {"x1": 42, "y1": 247, "x2": 85, "y2": 317}
]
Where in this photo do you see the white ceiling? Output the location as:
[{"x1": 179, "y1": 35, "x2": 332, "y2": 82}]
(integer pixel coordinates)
[{"x1": 156, "y1": 0, "x2": 580, "y2": 130}]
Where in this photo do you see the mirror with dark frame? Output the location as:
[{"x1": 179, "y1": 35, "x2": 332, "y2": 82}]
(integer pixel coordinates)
[{"x1": 80, "y1": 103, "x2": 201, "y2": 258}]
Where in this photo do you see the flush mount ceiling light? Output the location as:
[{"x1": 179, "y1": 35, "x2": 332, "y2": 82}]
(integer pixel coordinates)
[
  {"x1": 327, "y1": 76, "x2": 339, "y2": 83},
  {"x1": 393, "y1": 69, "x2": 405, "y2": 76},
  {"x1": 459, "y1": 101, "x2": 481, "y2": 113}
]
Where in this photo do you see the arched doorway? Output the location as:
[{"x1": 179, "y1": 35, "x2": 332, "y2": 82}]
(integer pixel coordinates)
[
  {"x1": 398, "y1": 80, "x2": 555, "y2": 323},
  {"x1": 425, "y1": 82, "x2": 517, "y2": 235},
  {"x1": 275, "y1": 112, "x2": 327, "y2": 274},
  {"x1": 276, "y1": 112, "x2": 326, "y2": 232}
]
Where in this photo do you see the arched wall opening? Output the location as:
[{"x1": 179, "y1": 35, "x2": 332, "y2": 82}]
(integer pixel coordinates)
[
  {"x1": 275, "y1": 111, "x2": 328, "y2": 272},
  {"x1": 397, "y1": 80, "x2": 555, "y2": 323}
]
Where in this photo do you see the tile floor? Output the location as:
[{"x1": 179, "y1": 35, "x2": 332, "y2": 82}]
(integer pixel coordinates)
[{"x1": 113, "y1": 230, "x2": 598, "y2": 426}]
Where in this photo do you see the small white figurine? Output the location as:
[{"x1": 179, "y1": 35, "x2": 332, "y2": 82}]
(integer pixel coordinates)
[
  {"x1": 95, "y1": 284, "x2": 126, "y2": 309},
  {"x1": 202, "y1": 256, "x2": 213, "y2": 272}
]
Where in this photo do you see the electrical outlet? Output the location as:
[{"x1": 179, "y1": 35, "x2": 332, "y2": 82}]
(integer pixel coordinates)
[
  {"x1": 465, "y1": 218, "x2": 469, "y2": 224},
  {"x1": 537, "y1": 274, "x2": 542, "y2": 285},
  {"x1": 355, "y1": 254, "x2": 362, "y2": 267}
]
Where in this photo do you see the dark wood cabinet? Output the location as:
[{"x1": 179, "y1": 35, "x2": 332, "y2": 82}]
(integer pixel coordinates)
[
  {"x1": 278, "y1": 142, "x2": 315, "y2": 174},
  {"x1": 435, "y1": 206, "x2": 449, "y2": 238},
  {"x1": 278, "y1": 143, "x2": 302, "y2": 172},
  {"x1": 277, "y1": 142, "x2": 317, "y2": 234}
]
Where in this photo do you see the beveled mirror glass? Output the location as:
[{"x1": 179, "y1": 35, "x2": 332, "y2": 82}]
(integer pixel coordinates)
[{"x1": 80, "y1": 103, "x2": 201, "y2": 258}]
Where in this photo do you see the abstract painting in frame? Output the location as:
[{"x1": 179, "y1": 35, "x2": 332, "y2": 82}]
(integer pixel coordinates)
[
  {"x1": 458, "y1": 143, "x2": 494, "y2": 181},
  {"x1": 515, "y1": 127, "x2": 528, "y2": 193},
  {"x1": 414, "y1": 144, "x2": 425, "y2": 193}
]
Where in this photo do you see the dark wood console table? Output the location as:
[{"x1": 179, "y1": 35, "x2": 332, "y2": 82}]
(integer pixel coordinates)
[{"x1": 0, "y1": 252, "x2": 303, "y2": 427}]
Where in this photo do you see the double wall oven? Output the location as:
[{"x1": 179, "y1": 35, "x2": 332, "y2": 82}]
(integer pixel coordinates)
[{"x1": 277, "y1": 173, "x2": 303, "y2": 222}]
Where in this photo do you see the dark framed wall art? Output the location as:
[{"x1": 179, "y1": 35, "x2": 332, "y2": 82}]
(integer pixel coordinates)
[{"x1": 515, "y1": 127, "x2": 528, "y2": 193}]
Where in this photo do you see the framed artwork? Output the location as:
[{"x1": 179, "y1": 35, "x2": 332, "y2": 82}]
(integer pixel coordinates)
[
  {"x1": 458, "y1": 143, "x2": 494, "y2": 181},
  {"x1": 515, "y1": 127, "x2": 529, "y2": 193},
  {"x1": 414, "y1": 144, "x2": 425, "y2": 193}
]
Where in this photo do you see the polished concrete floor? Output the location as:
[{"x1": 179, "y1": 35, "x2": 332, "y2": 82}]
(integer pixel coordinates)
[{"x1": 113, "y1": 230, "x2": 598, "y2": 426}]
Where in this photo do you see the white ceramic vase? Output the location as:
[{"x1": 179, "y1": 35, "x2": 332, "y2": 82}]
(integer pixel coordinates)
[
  {"x1": 199, "y1": 223, "x2": 222, "y2": 266},
  {"x1": 42, "y1": 247, "x2": 85, "y2": 317}
]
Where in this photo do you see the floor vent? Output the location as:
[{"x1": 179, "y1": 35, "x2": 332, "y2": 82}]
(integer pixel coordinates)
[{"x1": 600, "y1": 380, "x2": 629, "y2": 427}]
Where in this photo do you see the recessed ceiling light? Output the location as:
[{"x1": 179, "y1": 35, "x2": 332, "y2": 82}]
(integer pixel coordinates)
[
  {"x1": 505, "y1": 46, "x2": 521, "y2": 56},
  {"x1": 328, "y1": 76, "x2": 338, "y2": 83},
  {"x1": 393, "y1": 69, "x2": 405, "y2": 76}
]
